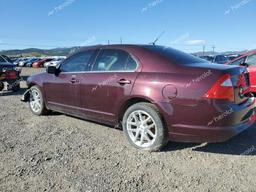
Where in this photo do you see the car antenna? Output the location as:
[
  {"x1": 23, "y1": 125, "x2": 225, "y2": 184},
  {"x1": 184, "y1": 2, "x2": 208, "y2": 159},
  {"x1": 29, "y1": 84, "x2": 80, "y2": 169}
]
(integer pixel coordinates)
[{"x1": 151, "y1": 31, "x2": 165, "y2": 45}]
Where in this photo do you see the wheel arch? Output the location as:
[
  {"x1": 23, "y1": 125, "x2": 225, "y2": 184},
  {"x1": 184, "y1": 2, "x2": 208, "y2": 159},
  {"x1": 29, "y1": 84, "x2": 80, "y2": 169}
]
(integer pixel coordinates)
[
  {"x1": 25, "y1": 83, "x2": 48, "y2": 109},
  {"x1": 117, "y1": 96, "x2": 168, "y2": 130}
]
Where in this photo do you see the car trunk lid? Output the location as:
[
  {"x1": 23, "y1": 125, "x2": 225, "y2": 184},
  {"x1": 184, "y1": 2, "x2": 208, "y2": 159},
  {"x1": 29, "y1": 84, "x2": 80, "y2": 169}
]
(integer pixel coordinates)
[{"x1": 187, "y1": 63, "x2": 251, "y2": 104}]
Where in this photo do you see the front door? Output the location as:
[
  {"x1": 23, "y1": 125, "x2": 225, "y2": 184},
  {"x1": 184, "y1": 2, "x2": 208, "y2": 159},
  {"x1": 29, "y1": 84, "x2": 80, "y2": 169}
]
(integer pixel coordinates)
[{"x1": 43, "y1": 50, "x2": 95, "y2": 115}]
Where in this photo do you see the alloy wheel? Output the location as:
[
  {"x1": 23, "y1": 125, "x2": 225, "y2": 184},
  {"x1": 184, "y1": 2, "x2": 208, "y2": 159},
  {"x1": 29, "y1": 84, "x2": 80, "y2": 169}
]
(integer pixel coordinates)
[
  {"x1": 126, "y1": 110, "x2": 157, "y2": 148},
  {"x1": 29, "y1": 89, "x2": 42, "y2": 113}
]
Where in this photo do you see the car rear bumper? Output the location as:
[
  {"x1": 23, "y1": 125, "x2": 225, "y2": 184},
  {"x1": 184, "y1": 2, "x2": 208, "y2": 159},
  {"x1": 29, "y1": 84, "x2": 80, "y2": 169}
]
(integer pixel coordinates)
[
  {"x1": 167, "y1": 97, "x2": 256, "y2": 143},
  {"x1": 168, "y1": 117, "x2": 255, "y2": 143}
]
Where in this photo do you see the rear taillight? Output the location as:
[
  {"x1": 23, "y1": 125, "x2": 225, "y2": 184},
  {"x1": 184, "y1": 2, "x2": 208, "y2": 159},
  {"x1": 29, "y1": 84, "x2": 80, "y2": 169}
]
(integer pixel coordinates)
[
  {"x1": 6, "y1": 71, "x2": 17, "y2": 80},
  {"x1": 204, "y1": 74, "x2": 235, "y2": 102}
]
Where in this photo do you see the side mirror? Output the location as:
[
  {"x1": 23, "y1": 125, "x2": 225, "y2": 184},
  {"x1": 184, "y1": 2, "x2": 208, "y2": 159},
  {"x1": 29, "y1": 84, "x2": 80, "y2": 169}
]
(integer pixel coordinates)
[{"x1": 46, "y1": 66, "x2": 58, "y2": 75}]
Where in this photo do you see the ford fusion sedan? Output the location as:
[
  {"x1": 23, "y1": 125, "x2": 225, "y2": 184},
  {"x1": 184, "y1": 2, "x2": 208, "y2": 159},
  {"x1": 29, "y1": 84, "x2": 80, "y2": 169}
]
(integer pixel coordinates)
[{"x1": 21, "y1": 45, "x2": 255, "y2": 151}]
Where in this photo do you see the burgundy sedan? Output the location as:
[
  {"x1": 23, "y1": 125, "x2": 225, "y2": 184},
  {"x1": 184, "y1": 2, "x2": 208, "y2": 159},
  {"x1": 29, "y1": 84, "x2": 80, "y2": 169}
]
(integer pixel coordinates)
[{"x1": 21, "y1": 45, "x2": 256, "y2": 151}]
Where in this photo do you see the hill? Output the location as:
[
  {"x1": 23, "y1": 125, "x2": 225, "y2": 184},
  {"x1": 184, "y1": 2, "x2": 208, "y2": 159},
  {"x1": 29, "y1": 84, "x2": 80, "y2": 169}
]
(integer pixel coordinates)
[{"x1": 0, "y1": 47, "x2": 81, "y2": 57}]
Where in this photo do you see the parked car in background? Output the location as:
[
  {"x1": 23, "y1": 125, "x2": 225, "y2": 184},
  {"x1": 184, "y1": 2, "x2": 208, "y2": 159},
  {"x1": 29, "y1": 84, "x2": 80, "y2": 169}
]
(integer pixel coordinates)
[
  {"x1": 227, "y1": 50, "x2": 256, "y2": 94},
  {"x1": 212, "y1": 55, "x2": 230, "y2": 64},
  {"x1": 10, "y1": 56, "x2": 21, "y2": 63},
  {"x1": 0, "y1": 61, "x2": 21, "y2": 92},
  {"x1": 25, "y1": 58, "x2": 41, "y2": 67},
  {"x1": 227, "y1": 54, "x2": 241, "y2": 61},
  {"x1": 44, "y1": 57, "x2": 66, "y2": 68},
  {"x1": 0, "y1": 55, "x2": 10, "y2": 63},
  {"x1": 199, "y1": 55, "x2": 214, "y2": 62},
  {"x1": 22, "y1": 44, "x2": 255, "y2": 151},
  {"x1": 0, "y1": 55, "x2": 13, "y2": 63},
  {"x1": 0, "y1": 56, "x2": 6, "y2": 63},
  {"x1": 13, "y1": 58, "x2": 23, "y2": 66},
  {"x1": 33, "y1": 58, "x2": 53, "y2": 68},
  {"x1": 18, "y1": 58, "x2": 30, "y2": 67},
  {"x1": 199, "y1": 55, "x2": 230, "y2": 64}
]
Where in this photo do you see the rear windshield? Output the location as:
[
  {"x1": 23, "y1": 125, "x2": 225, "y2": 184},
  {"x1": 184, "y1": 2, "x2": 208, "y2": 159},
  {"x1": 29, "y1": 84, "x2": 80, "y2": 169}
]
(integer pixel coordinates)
[{"x1": 142, "y1": 45, "x2": 205, "y2": 65}]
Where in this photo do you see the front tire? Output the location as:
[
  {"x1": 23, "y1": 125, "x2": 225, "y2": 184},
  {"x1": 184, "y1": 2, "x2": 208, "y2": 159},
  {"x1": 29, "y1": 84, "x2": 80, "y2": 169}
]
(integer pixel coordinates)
[
  {"x1": 122, "y1": 102, "x2": 168, "y2": 151},
  {"x1": 29, "y1": 86, "x2": 49, "y2": 115}
]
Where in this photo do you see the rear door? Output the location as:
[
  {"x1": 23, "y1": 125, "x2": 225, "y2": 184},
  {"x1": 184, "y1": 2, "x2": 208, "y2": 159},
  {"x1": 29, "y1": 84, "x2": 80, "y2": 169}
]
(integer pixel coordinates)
[
  {"x1": 43, "y1": 51, "x2": 94, "y2": 115},
  {"x1": 79, "y1": 49, "x2": 140, "y2": 123}
]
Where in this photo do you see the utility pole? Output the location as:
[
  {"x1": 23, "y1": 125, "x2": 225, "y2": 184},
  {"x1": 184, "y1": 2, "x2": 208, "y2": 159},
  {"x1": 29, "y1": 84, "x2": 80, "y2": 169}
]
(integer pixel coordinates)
[
  {"x1": 120, "y1": 37, "x2": 123, "y2": 44},
  {"x1": 203, "y1": 45, "x2": 206, "y2": 56},
  {"x1": 212, "y1": 46, "x2": 215, "y2": 54},
  {"x1": 108, "y1": 40, "x2": 110, "y2": 45}
]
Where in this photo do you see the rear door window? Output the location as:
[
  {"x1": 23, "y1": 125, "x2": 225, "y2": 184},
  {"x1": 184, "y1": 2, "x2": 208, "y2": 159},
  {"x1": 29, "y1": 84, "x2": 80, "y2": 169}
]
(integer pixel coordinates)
[{"x1": 93, "y1": 49, "x2": 137, "y2": 71}]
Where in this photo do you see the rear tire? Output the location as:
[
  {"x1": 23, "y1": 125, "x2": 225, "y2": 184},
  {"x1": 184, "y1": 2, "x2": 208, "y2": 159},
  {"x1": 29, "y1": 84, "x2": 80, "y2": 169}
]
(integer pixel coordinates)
[
  {"x1": 122, "y1": 102, "x2": 168, "y2": 151},
  {"x1": 29, "y1": 86, "x2": 49, "y2": 116}
]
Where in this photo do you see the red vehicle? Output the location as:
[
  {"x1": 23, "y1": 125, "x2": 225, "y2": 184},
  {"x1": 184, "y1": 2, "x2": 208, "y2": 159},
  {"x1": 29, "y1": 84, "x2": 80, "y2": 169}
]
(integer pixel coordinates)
[
  {"x1": 32, "y1": 58, "x2": 53, "y2": 68},
  {"x1": 0, "y1": 62, "x2": 21, "y2": 92},
  {"x1": 227, "y1": 50, "x2": 256, "y2": 93},
  {"x1": 21, "y1": 45, "x2": 255, "y2": 151}
]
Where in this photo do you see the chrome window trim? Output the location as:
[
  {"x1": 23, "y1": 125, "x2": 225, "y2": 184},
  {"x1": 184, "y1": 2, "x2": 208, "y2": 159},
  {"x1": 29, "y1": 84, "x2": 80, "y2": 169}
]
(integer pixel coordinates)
[
  {"x1": 60, "y1": 70, "x2": 138, "y2": 74},
  {"x1": 58, "y1": 48, "x2": 140, "y2": 74}
]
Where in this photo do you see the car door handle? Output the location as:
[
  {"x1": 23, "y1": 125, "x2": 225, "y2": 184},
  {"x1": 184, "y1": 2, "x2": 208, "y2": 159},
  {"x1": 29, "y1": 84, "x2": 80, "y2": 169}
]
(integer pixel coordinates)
[
  {"x1": 70, "y1": 79, "x2": 79, "y2": 84},
  {"x1": 117, "y1": 79, "x2": 131, "y2": 85}
]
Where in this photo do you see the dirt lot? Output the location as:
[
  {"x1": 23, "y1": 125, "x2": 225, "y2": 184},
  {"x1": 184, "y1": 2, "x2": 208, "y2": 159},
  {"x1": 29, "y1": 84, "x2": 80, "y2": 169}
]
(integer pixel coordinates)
[{"x1": 0, "y1": 68, "x2": 256, "y2": 192}]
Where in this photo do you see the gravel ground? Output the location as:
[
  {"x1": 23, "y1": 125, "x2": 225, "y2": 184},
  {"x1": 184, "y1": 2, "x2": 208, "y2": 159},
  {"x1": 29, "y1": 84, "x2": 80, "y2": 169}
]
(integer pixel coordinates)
[{"x1": 0, "y1": 68, "x2": 256, "y2": 192}]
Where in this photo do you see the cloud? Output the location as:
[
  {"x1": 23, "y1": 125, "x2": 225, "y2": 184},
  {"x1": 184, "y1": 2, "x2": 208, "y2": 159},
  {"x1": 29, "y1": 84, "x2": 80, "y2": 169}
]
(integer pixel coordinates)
[
  {"x1": 185, "y1": 40, "x2": 207, "y2": 46},
  {"x1": 141, "y1": 0, "x2": 164, "y2": 13},
  {"x1": 224, "y1": 0, "x2": 252, "y2": 15},
  {"x1": 171, "y1": 33, "x2": 190, "y2": 45},
  {"x1": 48, "y1": 0, "x2": 75, "y2": 16},
  {"x1": 80, "y1": 35, "x2": 96, "y2": 46}
]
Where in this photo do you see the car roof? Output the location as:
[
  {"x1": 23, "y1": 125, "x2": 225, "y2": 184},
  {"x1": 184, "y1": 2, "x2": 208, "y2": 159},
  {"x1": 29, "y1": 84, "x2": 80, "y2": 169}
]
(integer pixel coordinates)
[
  {"x1": 0, "y1": 62, "x2": 15, "y2": 66},
  {"x1": 78, "y1": 44, "x2": 143, "y2": 51},
  {"x1": 68, "y1": 44, "x2": 148, "y2": 58}
]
